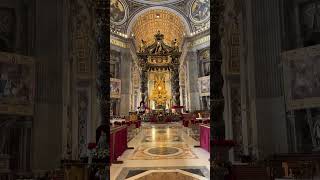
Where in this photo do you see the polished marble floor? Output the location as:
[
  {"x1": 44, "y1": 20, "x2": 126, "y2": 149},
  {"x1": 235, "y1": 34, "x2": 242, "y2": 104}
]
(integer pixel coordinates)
[{"x1": 110, "y1": 122, "x2": 210, "y2": 180}]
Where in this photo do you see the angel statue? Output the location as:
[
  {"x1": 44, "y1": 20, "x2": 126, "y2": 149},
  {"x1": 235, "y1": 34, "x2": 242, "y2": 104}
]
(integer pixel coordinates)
[
  {"x1": 155, "y1": 41, "x2": 162, "y2": 53},
  {"x1": 139, "y1": 39, "x2": 146, "y2": 52},
  {"x1": 171, "y1": 39, "x2": 179, "y2": 51}
]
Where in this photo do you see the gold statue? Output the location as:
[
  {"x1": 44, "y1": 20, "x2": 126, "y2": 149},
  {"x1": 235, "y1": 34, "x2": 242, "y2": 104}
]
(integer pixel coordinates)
[
  {"x1": 139, "y1": 39, "x2": 146, "y2": 52},
  {"x1": 171, "y1": 39, "x2": 178, "y2": 50}
]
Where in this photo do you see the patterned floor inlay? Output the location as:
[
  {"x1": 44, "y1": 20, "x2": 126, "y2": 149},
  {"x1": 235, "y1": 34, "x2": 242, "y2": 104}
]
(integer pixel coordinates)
[
  {"x1": 116, "y1": 166, "x2": 209, "y2": 180},
  {"x1": 146, "y1": 147, "x2": 181, "y2": 156},
  {"x1": 142, "y1": 135, "x2": 182, "y2": 142},
  {"x1": 130, "y1": 144, "x2": 198, "y2": 160},
  {"x1": 181, "y1": 169, "x2": 205, "y2": 177},
  {"x1": 125, "y1": 170, "x2": 147, "y2": 179}
]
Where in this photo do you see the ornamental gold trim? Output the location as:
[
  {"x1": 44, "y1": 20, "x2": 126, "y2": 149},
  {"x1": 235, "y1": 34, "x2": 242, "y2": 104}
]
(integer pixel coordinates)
[{"x1": 110, "y1": 38, "x2": 128, "y2": 48}]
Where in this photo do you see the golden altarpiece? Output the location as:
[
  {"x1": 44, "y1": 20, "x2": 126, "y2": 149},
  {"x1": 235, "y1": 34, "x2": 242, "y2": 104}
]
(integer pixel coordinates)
[{"x1": 136, "y1": 31, "x2": 182, "y2": 110}]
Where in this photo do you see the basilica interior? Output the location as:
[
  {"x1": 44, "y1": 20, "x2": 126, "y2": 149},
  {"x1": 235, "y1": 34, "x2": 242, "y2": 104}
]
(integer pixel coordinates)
[{"x1": 1, "y1": 0, "x2": 320, "y2": 179}]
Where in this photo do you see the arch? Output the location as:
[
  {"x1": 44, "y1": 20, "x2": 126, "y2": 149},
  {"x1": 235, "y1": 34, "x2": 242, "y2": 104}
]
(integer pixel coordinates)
[{"x1": 126, "y1": 6, "x2": 192, "y2": 36}]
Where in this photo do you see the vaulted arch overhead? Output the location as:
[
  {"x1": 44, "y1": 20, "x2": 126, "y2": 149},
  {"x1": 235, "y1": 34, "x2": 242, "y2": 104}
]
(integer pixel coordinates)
[{"x1": 131, "y1": 9, "x2": 186, "y2": 48}]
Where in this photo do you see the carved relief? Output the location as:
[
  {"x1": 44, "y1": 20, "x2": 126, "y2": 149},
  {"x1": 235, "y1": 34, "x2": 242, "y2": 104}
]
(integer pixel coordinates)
[
  {"x1": 198, "y1": 76, "x2": 210, "y2": 96},
  {"x1": 299, "y1": 2, "x2": 320, "y2": 46},
  {"x1": 282, "y1": 45, "x2": 320, "y2": 110},
  {"x1": 68, "y1": 0, "x2": 97, "y2": 160},
  {"x1": 78, "y1": 89, "x2": 89, "y2": 158},
  {"x1": 70, "y1": 0, "x2": 96, "y2": 75},
  {"x1": 222, "y1": 0, "x2": 240, "y2": 74},
  {"x1": 231, "y1": 86, "x2": 242, "y2": 161}
]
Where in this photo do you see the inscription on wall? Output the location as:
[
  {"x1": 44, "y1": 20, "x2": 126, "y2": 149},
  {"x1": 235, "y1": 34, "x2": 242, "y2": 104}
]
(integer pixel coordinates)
[{"x1": 110, "y1": 38, "x2": 128, "y2": 48}]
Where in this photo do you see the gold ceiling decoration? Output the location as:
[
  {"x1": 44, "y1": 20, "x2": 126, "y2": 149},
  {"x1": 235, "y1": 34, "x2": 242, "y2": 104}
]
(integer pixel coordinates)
[{"x1": 131, "y1": 9, "x2": 186, "y2": 48}]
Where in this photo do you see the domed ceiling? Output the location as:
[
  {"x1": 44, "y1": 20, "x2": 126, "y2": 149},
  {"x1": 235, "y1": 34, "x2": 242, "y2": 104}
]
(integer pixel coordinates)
[
  {"x1": 131, "y1": 0, "x2": 183, "y2": 5},
  {"x1": 131, "y1": 9, "x2": 186, "y2": 48}
]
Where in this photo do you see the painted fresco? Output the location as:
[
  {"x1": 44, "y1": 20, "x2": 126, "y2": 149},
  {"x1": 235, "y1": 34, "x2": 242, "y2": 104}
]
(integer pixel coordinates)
[
  {"x1": 0, "y1": 52, "x2": 35, "y2": 115},
  {"x1": 111, "y1": 78, "x2": 121, "y2": 98}
]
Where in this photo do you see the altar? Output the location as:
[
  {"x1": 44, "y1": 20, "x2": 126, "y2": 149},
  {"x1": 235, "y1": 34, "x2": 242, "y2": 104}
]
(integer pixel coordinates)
[{"x1": 136, "y1": 31, "x2": 182, "y2": 112}]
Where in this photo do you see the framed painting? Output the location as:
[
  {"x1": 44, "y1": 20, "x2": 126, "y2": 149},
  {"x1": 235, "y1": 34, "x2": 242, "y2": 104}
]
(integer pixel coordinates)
[
  {"x1": 198, "y1": 76, "x2": 210, "y2": 96},
  {"x1": 282, "y1": 45, "x2": 320, "y2": 110},
  {"x1": 110, "y1": 78, "x2": 121, "y2": 98},
  {"x1": 0, "y1": 52, "x2": 35, "y2": 115}
]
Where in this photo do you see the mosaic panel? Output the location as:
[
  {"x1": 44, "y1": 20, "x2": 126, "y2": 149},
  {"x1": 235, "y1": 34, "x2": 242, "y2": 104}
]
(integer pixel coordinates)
[
  {"x1": 190, "y1": 0, "x2": 210, "y2": 22},
  {"x1": 110, "y1": 0, "x2": 127, "y2": 24}
]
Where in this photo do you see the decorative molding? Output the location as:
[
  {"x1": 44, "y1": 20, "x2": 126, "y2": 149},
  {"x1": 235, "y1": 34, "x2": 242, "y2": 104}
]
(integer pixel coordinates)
[
  {"x1": 77, "y1": 89, "x2": 89, "y2": 158},
  {"x1": 70, "y1": 0, "x2": 96, "y2": 76},
  {"x1": 188, "y1": 35, "x2": 210, "y2": 48}
]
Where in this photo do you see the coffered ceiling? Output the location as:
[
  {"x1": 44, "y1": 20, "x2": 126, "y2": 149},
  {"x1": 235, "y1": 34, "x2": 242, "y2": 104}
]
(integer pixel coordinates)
[{"x1": 131, "y1": 9, "x2": 186, "y2": 47}]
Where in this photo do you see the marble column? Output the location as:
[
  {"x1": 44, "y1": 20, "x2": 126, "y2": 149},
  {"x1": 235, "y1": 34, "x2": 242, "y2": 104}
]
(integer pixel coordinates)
[
  {"x1": 120, "y1": 50, "x2": 131, "y2": 116},
  {"x1": 186, "y1": 51, "x2": 200, "y2": 111}
]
